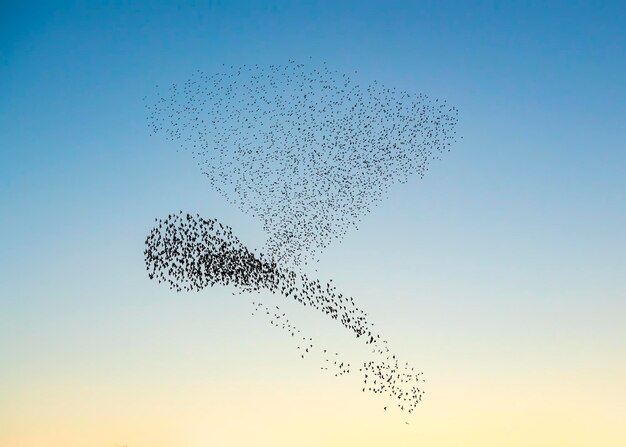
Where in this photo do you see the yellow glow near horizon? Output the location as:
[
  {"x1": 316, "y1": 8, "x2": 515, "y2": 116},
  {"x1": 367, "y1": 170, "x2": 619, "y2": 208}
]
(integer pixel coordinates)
[{"x1": 3, "y1": 364, "x2": 625, "y2": 447}]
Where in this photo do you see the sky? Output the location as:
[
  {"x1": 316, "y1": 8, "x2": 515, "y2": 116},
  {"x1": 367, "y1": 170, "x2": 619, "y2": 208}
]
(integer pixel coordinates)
[{"x1": 1, "y1": 1, "x2": 625, "y2": 446}]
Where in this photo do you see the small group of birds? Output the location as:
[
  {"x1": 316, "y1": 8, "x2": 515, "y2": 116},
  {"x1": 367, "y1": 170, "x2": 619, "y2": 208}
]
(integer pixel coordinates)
[
  {"x1": 252, "y1": 300, "x2": 424, "y2": 412},
  {"x1": 144, "y1": 60, "x2": 458, "y2": 415},
  {"x1": 251, "y1": 301, "x2": 351, "y2": 376}
]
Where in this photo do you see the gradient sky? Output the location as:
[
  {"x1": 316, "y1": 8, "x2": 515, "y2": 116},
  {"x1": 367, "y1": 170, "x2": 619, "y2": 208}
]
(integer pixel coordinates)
[{"x1": 1, "y1": 1, "x2": 625, "y2": 446}]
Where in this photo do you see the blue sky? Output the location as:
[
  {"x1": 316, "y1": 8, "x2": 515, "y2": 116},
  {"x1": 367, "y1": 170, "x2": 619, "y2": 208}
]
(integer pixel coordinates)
[{"x1": 1, "y1": 1, "x2": 625, "y2": 446}]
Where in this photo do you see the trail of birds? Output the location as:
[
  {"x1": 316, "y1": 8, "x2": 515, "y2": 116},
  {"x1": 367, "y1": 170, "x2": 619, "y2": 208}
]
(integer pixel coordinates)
[
  {"x1": 145, "y1": 60, "x2": 459, "y2": 267},
  {"x1": 145, "y1": 213, "x2": 378, "y2": 347},
  {"x1": 252, "y1": 301, "x2": 424, "y2": 413},
  {"x1": 251, "y1": 301, "x2": 351, "y2": 376},
  {"x1": 144, "y1": 212, "x2": 424, "y2": 412},
  {"x1": 144, "y1": 60, "x2": 458, "y2": 415}
]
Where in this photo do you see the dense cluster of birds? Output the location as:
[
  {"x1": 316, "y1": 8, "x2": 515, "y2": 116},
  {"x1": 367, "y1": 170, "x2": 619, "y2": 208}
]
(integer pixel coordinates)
[
  {"x1": 145, "y1": 60, "x2": 459, "y2": 267},
  {"x1": 144, "y1": 212, "x2": 424, "y2": 412},
  {"x1": 145, "y1": 213, "x2": 378, "y2": 344}
]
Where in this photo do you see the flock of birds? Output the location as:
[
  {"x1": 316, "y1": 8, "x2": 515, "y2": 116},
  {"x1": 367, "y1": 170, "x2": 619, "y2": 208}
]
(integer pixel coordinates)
[
  {"x1": 145, "y1": 59, "x2": 458, "y2": 267},
  {"x1": 145, "y1": 212, "x2": 424, "y2": 412},
  {"x1": 252, "y1": 301, "x2": 425, "y2": 411},
  {"x1": 143, "y1": 60, "x2": 458, "y2": 415}
]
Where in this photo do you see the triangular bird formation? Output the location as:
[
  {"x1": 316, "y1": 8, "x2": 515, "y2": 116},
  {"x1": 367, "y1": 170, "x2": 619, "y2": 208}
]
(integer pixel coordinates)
[{"x1": 145, "y1": 60, "x2": 458, "y2": 267}]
